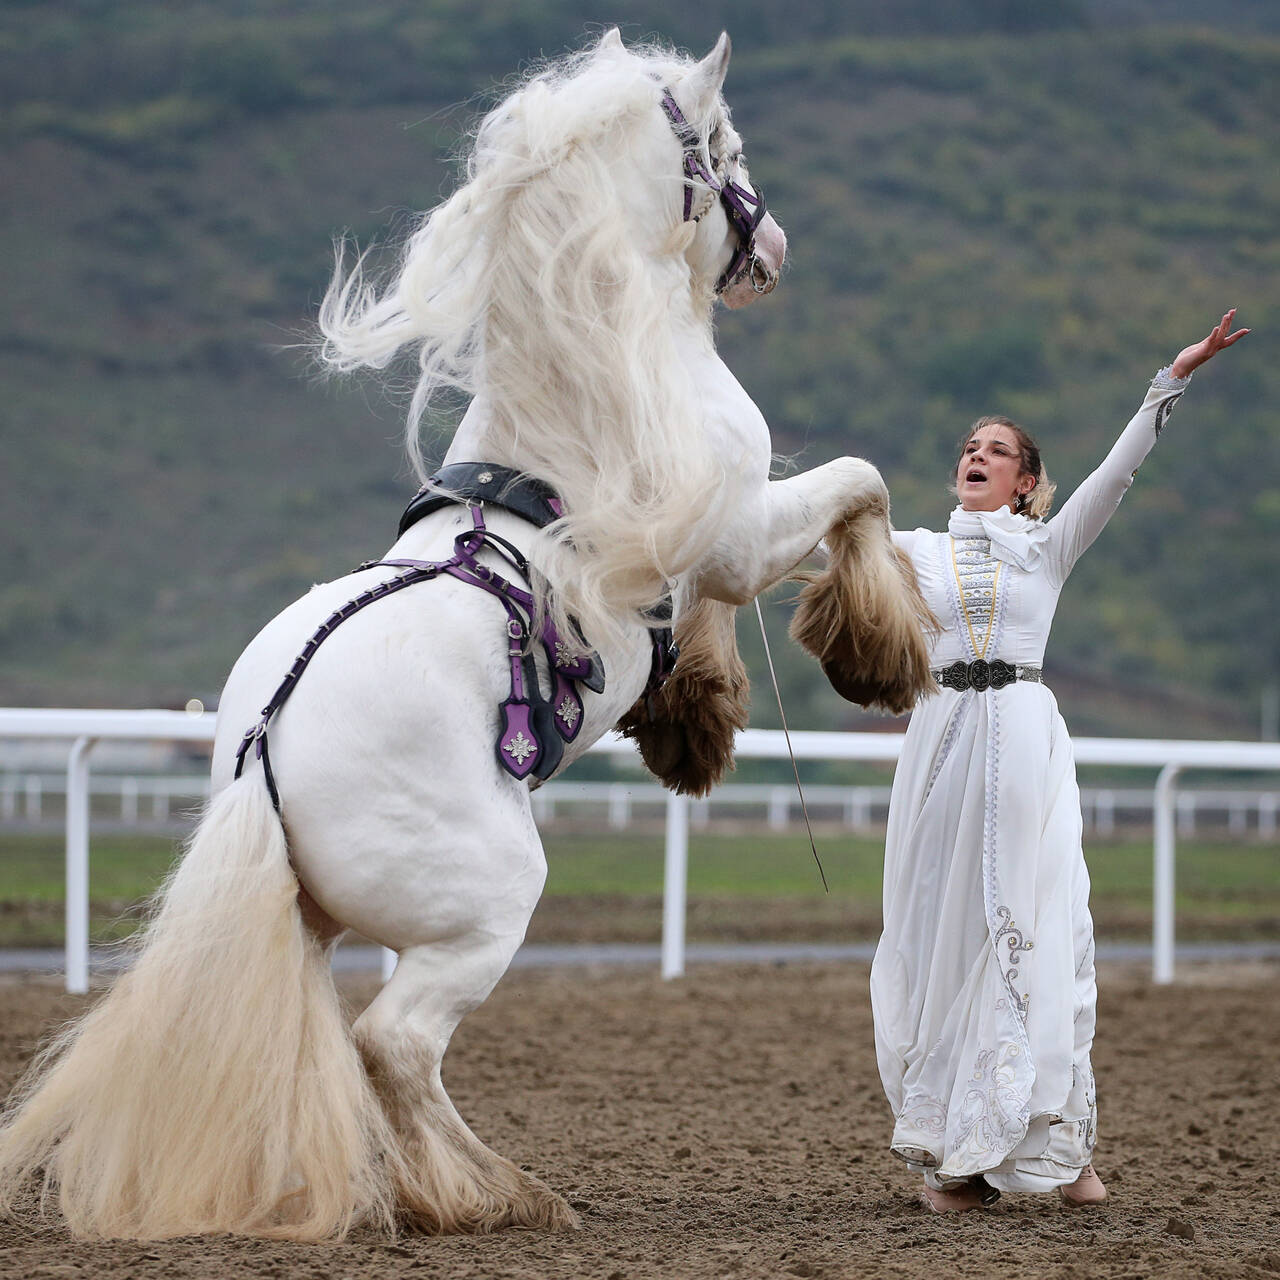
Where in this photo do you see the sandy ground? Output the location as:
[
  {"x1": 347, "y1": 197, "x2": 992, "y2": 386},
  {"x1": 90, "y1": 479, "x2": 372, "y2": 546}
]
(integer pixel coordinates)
[{"x1": 1, "y1": 960, "x2": 1278, "y2": 1280}]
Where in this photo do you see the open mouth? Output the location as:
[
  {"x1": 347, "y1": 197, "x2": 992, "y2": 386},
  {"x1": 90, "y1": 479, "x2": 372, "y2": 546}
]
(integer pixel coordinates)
[{"x1": 965, "y1": 469, "x2": 987, "y2": 483}]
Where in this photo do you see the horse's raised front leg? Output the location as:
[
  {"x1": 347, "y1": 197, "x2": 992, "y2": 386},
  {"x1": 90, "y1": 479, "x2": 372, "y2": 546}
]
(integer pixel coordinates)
[
  {"x1": 352, "y1": 925, "x2": 578, "y2": 1235},
  {"x1": 698, "y1": 457, "x2": 887, "y2": 603},
  {"x1": 702, "y1": 458, "x2": 936, "y2": 715}
]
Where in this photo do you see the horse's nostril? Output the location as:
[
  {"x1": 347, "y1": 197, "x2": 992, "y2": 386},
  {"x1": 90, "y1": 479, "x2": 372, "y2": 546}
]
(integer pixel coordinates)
[{"x1": 750, "y1": 258, "x2": 776, "y2": 294}]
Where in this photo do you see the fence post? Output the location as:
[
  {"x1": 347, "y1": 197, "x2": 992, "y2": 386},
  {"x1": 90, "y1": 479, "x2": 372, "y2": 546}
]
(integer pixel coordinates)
[
  {"x1": 120, "y1": 776, "x2": 139, "y2": 824},
  {"x1": 848, "y1": 787, "x2": 872, "y2": 833},
  {"x1": 1153, "y1": 763, "x2": 1181, "y2": 986},
  {"x1": 1175, "y1": 792, "x2": 1195, "y2": 837},
  {"x1": 1096, "y1": 789, "x2": 1115, "y2": 838},
  {"x1": 661, "y1": 792, "x2": 689, "y2": 980},
  {"x1": 66, "y1": 736, "x2": 98, "y2": 995},
  {"x1": 1261, "y1": 794, "x2": 1278, "y2": 840},
  {"x1": 1228, "y1": 800, "x2": 1247, "y2": 836},
  {"x1": 607, "y1": 784, "x2": 631, "y2": 830},
  {"x1": 768, "y1": 787, "x2": 789, "y2": 831}
]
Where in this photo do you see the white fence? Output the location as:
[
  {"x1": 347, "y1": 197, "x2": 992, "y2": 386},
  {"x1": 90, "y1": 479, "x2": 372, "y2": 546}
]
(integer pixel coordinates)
[
  {"x1": 7, "y1": 773, "x2": 1280, "y2": 838},
  {"x1": 2, "y1": 707, "x2": 1279, "y2": 993}
]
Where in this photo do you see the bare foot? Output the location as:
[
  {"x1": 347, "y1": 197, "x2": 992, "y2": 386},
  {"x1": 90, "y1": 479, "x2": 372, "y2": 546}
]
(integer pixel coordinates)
[
  {"x1": 1059, "y1": 1164, "x2": 1107, "y2": 1207},
  {"x1": 921, "y1": 1182, "x2": 986, "y2": 1213}
]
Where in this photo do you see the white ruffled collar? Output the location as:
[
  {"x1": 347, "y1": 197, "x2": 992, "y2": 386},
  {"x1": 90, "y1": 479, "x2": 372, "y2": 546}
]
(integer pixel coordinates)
[{"x1": 948, "y1": 505, "x2": 1051, "y2": 571}]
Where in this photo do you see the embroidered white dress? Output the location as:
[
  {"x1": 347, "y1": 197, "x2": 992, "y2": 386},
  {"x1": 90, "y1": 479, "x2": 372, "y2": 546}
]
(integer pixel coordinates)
[{"x1": 870, "y1": 373, "x2": 1189, "y2": 1193}]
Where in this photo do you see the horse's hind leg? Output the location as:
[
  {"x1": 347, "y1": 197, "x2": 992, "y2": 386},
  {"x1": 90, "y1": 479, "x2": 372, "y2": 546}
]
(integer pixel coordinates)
[{"x1": 352, "y1": 930, "x2": 578, "y2": 1234}]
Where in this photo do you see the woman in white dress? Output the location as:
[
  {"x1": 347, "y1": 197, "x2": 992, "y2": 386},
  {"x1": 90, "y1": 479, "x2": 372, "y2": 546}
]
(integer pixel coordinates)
[{"x1": 868, "y1": 310, "x2": 1249, "y2": 1212}]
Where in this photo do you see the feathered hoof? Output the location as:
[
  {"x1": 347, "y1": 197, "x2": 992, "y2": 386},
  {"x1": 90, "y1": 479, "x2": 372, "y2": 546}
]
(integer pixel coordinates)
[
  {"x1": 615, "y1": 596, "x2": 749, "y2": 797},
  {"x1": 399, "y1": 1165, "x2": 580, "y2": 1235},
  {"x1": 819, "y1": 658, "x2": 904, "y2": 710},
  {"x1": 498, "y1": 1181, "x2": 581, "y2": 1233},
  {"x1": 623, "y1": 717, "x2": 686, "y2": 783},
  {"x1": 816, "y1": 643, "x2": 934, "y2": 717},
  {"x1": 789, "y1": 519, "x2": 937, "y2": 716}
]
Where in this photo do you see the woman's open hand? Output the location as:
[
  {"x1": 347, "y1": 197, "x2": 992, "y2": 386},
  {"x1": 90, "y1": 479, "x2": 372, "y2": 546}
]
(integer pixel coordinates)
[{"x1": 1170, "y1": 309, "x2": 1250, "y2": 378}]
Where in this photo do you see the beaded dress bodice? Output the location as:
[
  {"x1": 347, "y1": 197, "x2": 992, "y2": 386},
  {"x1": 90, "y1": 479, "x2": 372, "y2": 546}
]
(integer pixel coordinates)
[{"x1": 950, "y1": 537, "x2": 1001, "y2": 660}]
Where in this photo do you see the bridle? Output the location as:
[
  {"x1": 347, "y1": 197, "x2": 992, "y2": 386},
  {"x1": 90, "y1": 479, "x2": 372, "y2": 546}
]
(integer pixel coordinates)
[{"x1": 659, "y1": 85, "x2": 775, "y2": 296}]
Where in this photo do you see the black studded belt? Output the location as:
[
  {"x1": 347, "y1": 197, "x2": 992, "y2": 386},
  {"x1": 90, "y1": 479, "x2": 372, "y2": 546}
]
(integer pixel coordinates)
[{"x1": 931, "y1": 659, "x2": 1042, "y2": 693}]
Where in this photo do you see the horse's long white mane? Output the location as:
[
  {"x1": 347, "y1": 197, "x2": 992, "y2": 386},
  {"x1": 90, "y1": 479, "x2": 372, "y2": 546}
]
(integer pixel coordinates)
[{"x1": 319, "y1": 35, "x2": 738, "y2": 649}]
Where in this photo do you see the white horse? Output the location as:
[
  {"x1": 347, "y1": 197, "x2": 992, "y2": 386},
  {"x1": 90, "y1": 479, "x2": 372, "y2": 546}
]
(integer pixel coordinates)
[{"x1": 0, "y1": 31, "x2": 931, "y2": 1242}]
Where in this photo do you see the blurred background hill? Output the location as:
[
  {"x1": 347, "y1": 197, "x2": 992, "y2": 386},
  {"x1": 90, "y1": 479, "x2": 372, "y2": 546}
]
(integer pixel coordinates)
[{"x1": 1, "y1": 0, "x2": 1276, "y2": 742}]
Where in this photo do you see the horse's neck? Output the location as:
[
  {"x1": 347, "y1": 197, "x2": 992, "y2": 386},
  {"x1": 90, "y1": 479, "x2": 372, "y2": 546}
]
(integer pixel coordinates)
[
  {"x1": 442, "y1": 401, "x2": 496, "y2": 467},
  {"x1": 675, "y1": 327, "x2": 773, "y2": 472},
  {"x1": 441, "y1": 319, "x2": 771, "y2": 475}
]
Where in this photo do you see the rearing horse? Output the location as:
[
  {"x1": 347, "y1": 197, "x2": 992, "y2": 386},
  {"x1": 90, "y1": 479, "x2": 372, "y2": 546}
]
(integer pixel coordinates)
[{"x1": 0, "y1": 30, "x2": 932, "y2": 1242}]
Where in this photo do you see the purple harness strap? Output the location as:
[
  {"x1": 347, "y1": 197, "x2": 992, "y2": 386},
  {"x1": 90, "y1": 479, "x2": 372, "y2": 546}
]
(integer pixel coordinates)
[
  {"x1": 659, "y1": 86, "x2": 768, "y2": 294},
  {"x1": 233, "y1": 506, "x2": 605, "y2": 809}
]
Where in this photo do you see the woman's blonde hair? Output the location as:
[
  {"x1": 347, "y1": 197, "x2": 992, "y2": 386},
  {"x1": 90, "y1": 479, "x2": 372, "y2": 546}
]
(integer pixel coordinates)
[{"x1": 956, "y1": 414, "x2": 1056, "y2": 520}]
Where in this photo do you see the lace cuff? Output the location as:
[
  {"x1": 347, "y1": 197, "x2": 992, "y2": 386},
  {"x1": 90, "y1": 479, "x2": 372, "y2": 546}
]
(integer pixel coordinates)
[{"x1": 1152, "y1": 365, "x2": 1192, "y2": 391}]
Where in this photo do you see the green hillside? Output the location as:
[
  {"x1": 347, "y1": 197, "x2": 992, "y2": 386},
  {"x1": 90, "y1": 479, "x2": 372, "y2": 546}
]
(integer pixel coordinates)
[{"x1": 0, "y1": 2, "x2": 1276, "y2": 741}]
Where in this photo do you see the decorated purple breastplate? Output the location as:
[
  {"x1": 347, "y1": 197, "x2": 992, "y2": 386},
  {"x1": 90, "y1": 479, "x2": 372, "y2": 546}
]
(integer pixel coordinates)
[{"x1": 234, "y1": 466, "x2": 676, "y2": 810}]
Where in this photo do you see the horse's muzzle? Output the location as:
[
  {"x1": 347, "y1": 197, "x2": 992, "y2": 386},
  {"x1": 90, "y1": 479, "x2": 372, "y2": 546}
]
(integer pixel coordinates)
[{"x1": 748, "y1": 255, "x2": 778, "y2": 295}]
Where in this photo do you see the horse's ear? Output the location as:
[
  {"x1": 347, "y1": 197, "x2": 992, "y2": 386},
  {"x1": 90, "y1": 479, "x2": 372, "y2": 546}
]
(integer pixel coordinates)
[
  {"x1": 685, "y1": 32, "x2": 731, "y2": 114},
  {"x1": 595, "y1": 27, "x2": 625, "y2": 57}
]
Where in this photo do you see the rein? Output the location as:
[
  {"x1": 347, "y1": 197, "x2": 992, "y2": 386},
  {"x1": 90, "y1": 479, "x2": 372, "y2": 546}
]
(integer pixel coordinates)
[
  {"x1": 659, "y1": 86, "x2": 773, "y2": 296},
  {"x1": 234, "y1": 466, "x2": 677, "y2": 811},
  {"x1": 754, "y1": 597, "x2": 828, "y2": 894}
]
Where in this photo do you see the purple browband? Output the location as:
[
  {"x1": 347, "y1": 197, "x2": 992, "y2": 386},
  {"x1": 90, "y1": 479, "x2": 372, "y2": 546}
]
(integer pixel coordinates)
[{"x1": 659, "y1": 86, "x2": 769, "y2": 294}]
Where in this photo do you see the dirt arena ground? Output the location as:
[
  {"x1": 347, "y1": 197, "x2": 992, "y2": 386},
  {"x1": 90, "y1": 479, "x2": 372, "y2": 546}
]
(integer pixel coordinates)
[{"x1": 1, "y1": 960, "x2": 1278, "y2": 1280}]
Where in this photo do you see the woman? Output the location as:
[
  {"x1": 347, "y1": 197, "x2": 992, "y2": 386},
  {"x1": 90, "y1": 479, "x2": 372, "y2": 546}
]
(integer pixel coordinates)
[{"x1": 869, "y1": 310, "x2": 1249, "y2": 1212}]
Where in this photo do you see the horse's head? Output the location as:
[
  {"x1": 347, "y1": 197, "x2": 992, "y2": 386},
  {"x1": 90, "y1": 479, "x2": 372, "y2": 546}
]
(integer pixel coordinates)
[
  {"x1": 320, "y1": 30, "x2": 784, "y2": 648},
  {"x1": 651, "y1": 32, "x2": 787, "y2": 310},
  {"x1": 576, "y1": 29, "x2": 786, "y2": 311}
]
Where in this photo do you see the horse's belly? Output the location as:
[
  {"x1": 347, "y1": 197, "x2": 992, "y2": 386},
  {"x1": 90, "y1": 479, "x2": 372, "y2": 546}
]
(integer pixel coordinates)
[{"x1": 210, "y1": 565, "x2": 650, "y2": 944}]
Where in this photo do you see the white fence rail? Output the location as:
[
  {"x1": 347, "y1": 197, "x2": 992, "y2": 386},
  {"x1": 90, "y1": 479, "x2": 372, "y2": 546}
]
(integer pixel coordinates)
[
  {"x1": 3, "y1": 707, "x2": 1279, "y2": 993},
  {"x1": 6, "y1": 772, "x2": 1279, "y2": 837}
]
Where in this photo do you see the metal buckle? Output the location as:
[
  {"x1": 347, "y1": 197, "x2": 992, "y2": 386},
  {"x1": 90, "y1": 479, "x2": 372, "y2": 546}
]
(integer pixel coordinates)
[
  {"x1": 936, "y1": 659, "x2": 1022, "y2": 692},
  {"x1": 988, "y1": 659, "x2": 1016, "y2": 690}
]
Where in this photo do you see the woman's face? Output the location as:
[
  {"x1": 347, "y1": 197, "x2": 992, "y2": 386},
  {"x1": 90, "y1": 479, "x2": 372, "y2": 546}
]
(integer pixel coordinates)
[{"x1": 956, "y1": 424, "x2": 1035, "y2": 513}]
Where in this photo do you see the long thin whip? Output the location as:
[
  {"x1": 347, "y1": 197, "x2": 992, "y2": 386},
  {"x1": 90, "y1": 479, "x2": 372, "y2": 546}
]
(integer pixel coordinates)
[{"x1": 754, "y1": 596, "x2": 828, "y2": 894}]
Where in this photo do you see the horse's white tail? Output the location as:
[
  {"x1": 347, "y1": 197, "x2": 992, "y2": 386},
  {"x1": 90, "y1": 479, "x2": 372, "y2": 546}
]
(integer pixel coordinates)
[{"x1": 0, "y1": 775, "x2": 397, "y2": 1241}]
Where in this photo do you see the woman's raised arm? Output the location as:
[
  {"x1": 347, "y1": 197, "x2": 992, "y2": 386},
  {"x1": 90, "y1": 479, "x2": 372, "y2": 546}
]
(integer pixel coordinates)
[{"x1": 1045, "y1": 309, "x2": 1249, "y2": 576}]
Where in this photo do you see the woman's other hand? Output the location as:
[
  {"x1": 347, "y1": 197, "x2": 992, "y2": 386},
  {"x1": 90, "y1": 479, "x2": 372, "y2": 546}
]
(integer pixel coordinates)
[{"x1": 1170, "y1": 308, "x2": 1250, "y2": 378}]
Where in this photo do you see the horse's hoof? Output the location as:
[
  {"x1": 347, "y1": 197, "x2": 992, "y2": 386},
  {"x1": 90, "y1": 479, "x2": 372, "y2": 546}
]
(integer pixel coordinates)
[{"x1": 819, "y1": 658, "x2": 885, "y2": 708}]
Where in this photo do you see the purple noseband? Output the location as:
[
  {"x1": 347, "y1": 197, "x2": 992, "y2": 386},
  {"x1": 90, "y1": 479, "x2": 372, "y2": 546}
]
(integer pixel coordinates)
[{"x1": 660, "y1": 85, "x2": 771, "y2": 295}]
